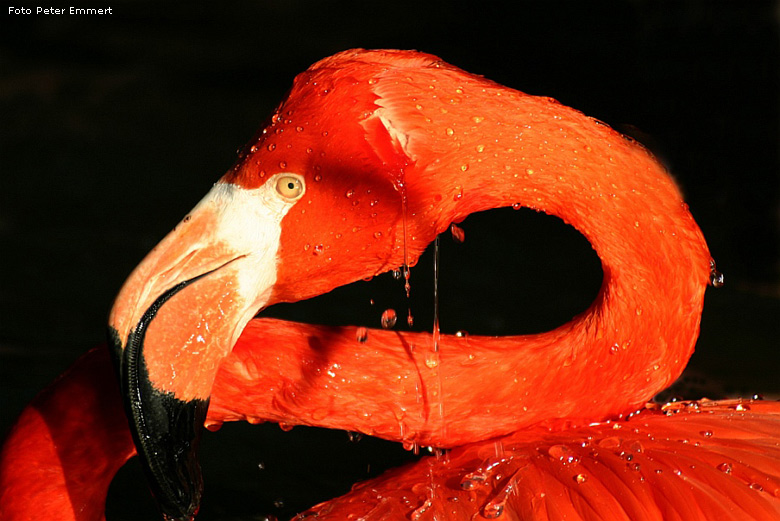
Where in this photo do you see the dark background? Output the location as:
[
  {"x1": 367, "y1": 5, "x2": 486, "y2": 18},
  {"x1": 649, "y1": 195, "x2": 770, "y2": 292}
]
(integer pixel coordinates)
[{"x1": 1, "y1": 1, "x2": 778, "y2": 519}]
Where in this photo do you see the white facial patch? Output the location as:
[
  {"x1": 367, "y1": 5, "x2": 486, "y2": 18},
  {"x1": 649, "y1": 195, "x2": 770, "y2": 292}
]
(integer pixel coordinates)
[{"x1": 193, "y1": 173, "x2": 305, "y2": 345}]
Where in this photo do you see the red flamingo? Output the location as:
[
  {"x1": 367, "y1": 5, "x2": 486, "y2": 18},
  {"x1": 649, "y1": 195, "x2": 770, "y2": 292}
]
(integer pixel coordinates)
[{"x1": 1, "y1": 49, "x2": 778, "y2": 520}]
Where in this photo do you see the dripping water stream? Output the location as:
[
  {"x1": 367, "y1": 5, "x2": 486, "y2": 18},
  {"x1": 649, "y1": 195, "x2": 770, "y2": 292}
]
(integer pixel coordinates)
[
  {"x1": 396, "y1": 174, "x2": 448, "y2": 514},
  {"x1": 431, "y1": 236, "x2": 444, "y2": 439},
  {"x1": 427, "y1": 236, "x2": 447, "y2": 518}
]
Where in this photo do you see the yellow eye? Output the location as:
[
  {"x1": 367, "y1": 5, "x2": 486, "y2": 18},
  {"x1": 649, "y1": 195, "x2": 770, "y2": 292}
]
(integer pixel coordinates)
[{"x1": 275, "y1": 175, "x2": 305, "y2": 200}]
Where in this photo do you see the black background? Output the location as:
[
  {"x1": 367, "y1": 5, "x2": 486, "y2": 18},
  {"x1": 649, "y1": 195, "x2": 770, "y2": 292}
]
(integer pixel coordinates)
[{"x1": 1, "y1": 1, "x2": 778, "y2": 519}]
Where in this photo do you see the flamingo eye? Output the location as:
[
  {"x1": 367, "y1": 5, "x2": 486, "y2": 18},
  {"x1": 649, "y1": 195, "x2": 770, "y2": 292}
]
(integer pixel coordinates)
[{"x1": 275, "y1": 174, "x2": 305, "y2": 201}]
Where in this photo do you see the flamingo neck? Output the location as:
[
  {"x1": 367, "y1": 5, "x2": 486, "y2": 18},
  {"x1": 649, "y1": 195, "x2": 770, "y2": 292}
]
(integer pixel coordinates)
[
  {"x1": 0, "y1": 348, "x2": 135, "y2": 521},
  {"x1": 380, "y1": 76, "x2": 712, "y2": 415},
  {"x1": 209, "y1": 83, "x2": 715, "y2": 447}
]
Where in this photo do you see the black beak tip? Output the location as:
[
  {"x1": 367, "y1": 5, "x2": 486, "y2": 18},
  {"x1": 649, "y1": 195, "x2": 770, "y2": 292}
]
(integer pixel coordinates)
[{"x1": 108, "y1": 325, "x2": 209, "y2": 521}]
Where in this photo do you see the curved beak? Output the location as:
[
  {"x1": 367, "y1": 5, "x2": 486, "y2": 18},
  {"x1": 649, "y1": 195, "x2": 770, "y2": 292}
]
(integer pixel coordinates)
[{"x1": 108, "y1": 181, "x2": 288, "y2": 520}]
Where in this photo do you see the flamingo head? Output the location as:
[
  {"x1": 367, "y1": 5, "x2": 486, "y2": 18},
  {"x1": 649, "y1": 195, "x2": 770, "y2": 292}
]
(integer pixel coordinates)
[{"x1": 107, "y1": 49, "x2": 459, "y2": 520}]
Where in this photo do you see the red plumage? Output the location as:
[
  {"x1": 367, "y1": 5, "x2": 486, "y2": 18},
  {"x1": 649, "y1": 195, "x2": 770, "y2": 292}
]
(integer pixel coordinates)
[{"x1": 2, "y1": 49, "x2": 777, "y2": 520}]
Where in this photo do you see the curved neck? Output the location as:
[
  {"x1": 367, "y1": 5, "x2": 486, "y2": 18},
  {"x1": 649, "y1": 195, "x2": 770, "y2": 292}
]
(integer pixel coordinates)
[
  {"x1": 209, "y1": 75, "x2": 714, "y2": 446},
  {"x1": 396, "y1": 80, "x2": 709, "y2": 421}
]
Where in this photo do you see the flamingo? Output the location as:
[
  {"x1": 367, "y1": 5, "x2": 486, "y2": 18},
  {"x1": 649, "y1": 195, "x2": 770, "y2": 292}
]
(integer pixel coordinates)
[{"x1": 1, "y1": 49, "x2": 778, "y2": 520}]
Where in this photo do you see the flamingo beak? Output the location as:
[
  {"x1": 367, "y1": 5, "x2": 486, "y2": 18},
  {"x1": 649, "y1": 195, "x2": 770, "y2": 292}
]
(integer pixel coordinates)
[{"x1": 107, "y1": 178, "x2": 301, "y2": 520}]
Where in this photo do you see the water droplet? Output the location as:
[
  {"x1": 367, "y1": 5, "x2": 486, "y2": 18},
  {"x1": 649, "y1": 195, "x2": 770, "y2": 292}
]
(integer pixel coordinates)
[
  {"x1": 257, "y1": 462, "x2": 265, "y2": 470},
  {"x1": 482, "y1": 502, "x2": 504, "y2": 518},
  {"x1": 278, "y1": 160, "x2": 287, "y2": 169},
  {"x1": 732, "y1": 403, "x2": 750, "y2": 411},
  {"x1": 526, "y1": 168, "x2": 534, "y2": 175},
  {"x1": 249, "y1": 145, "x2": 259, "y2": 153},
  {"x1": 314, "y1": 174, "x2": 322, "y2": 182},
  {"x1": 574, "y1": 473, "x2": 588, "y2": 484},
  {"x1": 266, "y1": 143, "x2": 276, "y2": 152},
  {"x1": 381, "y1": 309, "x2": 397, "y2": 329},
  {"x1": 475, "y1": 144, "x2": 485, "y2": 153},
  {"x1": 356, "y1": 327, "x2": 368, "y2": 343},
  {"x1": 450, "y1": 223, "x2": 465, "y2": 243},
  {"x1": 548, "y1": 444, "x2": 580, "y2": 465},
  {"x1": 204, "y1": 419, "x2": 223, "y2": 431},
  {"x1": 609, "y1": 343, "x2": 620, "y2": 355},
  {"x1": 295, "y1": 126, "x2": 304, "y2": 132},
  {"x1": 392, "y1": 269, "x2": 402, "y2": 280},
  {"x1": 512, "y1": 202, "x2": 522, "y2": 210},
  {"x1": 635, "y1": 306, "x2": 643, "y2": 316},
  {"x1": 346, "y1": 431, "x2": 363, "y2": 442},
  {"x1": 273, "y1": 498, "x2": 285, "y2": 509},
  {"x1": 717, "y1": 462, "x2": 732, "y2": 474},
  {"x1": 455, "y1": 330, "x2": 468, "y2": 338},
  {"x1": 424, "y1": 352, "x2": 439, "y2": 369},
  {"x1": 407, "y1": 311, "x2": 414, "y2": 327},
  {"x1": 373, "y1": 231, "x2": 383, "y2": 239},
  {"x1": 749, "y1": 483, "x2": 764, "y2": 492},
  {"x1": 471, "y1": 115, "x2": 484, "y2": 124},
  {"x1": 699, "y1": 430, "x2": 713, "y2": 438},
  {"x1": 598, "y1": 437, "x2": 622, "y2": 450},
  {"x1": 445, "y1": 127, "x2": 454, "y2": 136},
  {"x1": 460, "y1": 478, "x2": 480, "y2": 490},
  {"x1": 460, "y1": 164, "x2": 469, "y2": 172},
  {"x1": 709, "y1": 260, "x2": 725, "y2": 287},
  {"x1": 312, "y1": 244, "x2": 324, "y2": 255}
]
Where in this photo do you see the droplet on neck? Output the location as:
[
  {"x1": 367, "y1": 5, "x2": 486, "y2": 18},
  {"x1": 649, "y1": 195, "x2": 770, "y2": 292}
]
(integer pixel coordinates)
[
  {"x1": 717, "y1": 462, "x2": 732, "y2": 474},
  {"x1": 709, "y1": 260, "x2": 725, "y2": 288},
  {"x1": 450, "y1": 223, "x2": 465, "y2": 243},
  {"x1": 356, "y1": 327, "x2": 368, "y2": 343}
]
